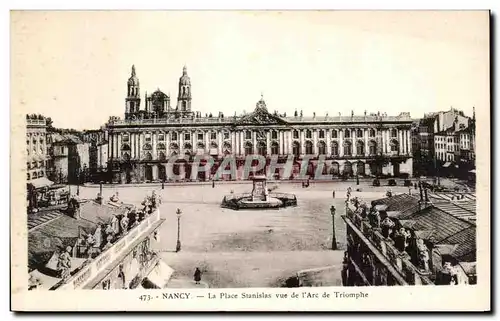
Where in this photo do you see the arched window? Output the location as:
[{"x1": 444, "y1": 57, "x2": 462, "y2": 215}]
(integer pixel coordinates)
[
  {"x1": 331, "y1": 142, "x2": 339, "y2": 156},
  {"x1": 343, "y1": 161, "x2": 353, "y2": 176},
  {"x1": 318, "y1": 141, "x2": 326, "y2": 155},
  {"x1": 369, "y1": 140, "x2": 377, "y2": 155},
  {"x1": 144, "y1": 152, "x2": 152, "y2": 161},
  {"x1": 292, "y1": 141, "x2": 300, "y2": 156},
  {"x1": 121, "y1": 143, "x2": 131, "y2": 151},
  {"x1": 197, "y1": 142, "x2": 205, "y2": 149},
  {"x1": 143, "y1": 143, "x2": 152, "y2": 151},
  {"x1": 184, "y1": 143, "x2": 192, "y2": 150},
  {"x1": 293, "y1": 130, "x2": 299, "y2": 139},
  {"x1": 344, "y1": 130, "x2": 350, "y2": 138},
  {"x1": 157, "y1": 143, "x2": 166, "y2": 150},
  {"x1": 331, "y1": 130, "x2": 338, "y2": 139},
  {"x1": 305, "y1": 141, "x2": 313, "y2": 155},
  {"x1": 331, "y1": 162, "x2": 340, "y2": 175},
  {"x1": 244, "y1": 142, "x2": 253, "y2": 156},
  {"x1": 357, "y1": 161, "x2": 365, "y2": 176},
  {"x1": 210, "y1": 141, "x2": 218, "y2": 149},
  {"x1": 257, "y1": 141, "x2": 267, "y2": 156},
  {"x1": 369, "y1": 129, "x2": 376, "y2": 137},
  {"x1": 319, "y1": 130, "x2": 325, "y2": 139},
  {"x1": 171, "y1": 132, "x2": 178, "y2": 141},
  {"x1": 305, "y1": 130, "x2": 312, "y2": 139},
  {"x1": 158, "y1": 152, "x2": 166, "y2": 161},
  {"x1": 356, "y1": 141, "x2": 365, "y2": 155},
  {"x1": 343, "y1": 141, "x2": 352, "y2": 156},
  {"x1": 271, "y1": 142, "x2": 279, "y2": 155},
  {"x1": 357, "y1": 129, "x2": 363, "y2": 138},
  {"x1": 223, "y1": 142, "x2": 232, "y2": 154},
  {"x1": 170, "y1": 142, "x2": 179, "y2": 150},
  {"x1": 122, "y1": 152, "x2": 130, "y2": 161}
]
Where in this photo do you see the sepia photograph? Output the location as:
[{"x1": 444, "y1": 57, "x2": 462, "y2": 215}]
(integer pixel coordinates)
[{"x1": 10, "y1": 10, "x2": 490, "y2": 311}]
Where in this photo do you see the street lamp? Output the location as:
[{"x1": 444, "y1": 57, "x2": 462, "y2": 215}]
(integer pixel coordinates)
[
  {"x1": 176, "y1": 208, "x2": 182, "y2": 252},
  {"x1": 77, "y1": 168, "x2": 80, "y2": 196},
  {"x1": 330, "y1": 205, "x2": 337, "y2": 250}
]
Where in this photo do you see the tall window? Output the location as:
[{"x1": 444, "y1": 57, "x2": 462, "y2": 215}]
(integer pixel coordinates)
[
  {"x1": 271, "y1": 142, "x2": 279, "y2": 155},
  {"x1": 245, "y1": 131, "x2": 252, "y2": 140},
  {"x1": 211, "y1": 132, "x2": 217, "y2": 140},
  {"x1": 292, "y1": 142, "x2": 300, "y2": 156},
  {"x1": 223, "y1": 132, "x2": 230, "y2": 140},
  {"x1": 369, "y1": 129, "x2": 375, "y2": 137},
  {"x1": 184, "y1": 133, "x2": 191, "y2": 141},
  {"x1": 271, "y1": 130, "x2": 278, "y2": 139},
  {"x1": 171, "y1": 132, "x2": 178, "y2": 141},
  {"x1": 344, "y1": 130, "x2": 350, "y2": 138},
  {"x1": 369, "y1": 141, "x2": 377, "y2": 155},
  {"x1": 158, "y1": 134, "x2": 164, "y2": 141},
  {"x1": 145, "y1": 133, "x2": 152, "y2": 143},
  {"x1": 305, "y1": 141, "x2": 313, "y2": 155},
  {"x1": 293, "y1": 130, "x2": 299, "y2": 139},
  {"x1": 257, "y1": 142, "x2": 267, "y2": 156},
  {"x1": 331, "y1": 130, "x2": 338, "y2": 139},
  {"x1": 319, "y1": 130, "x2": 325, "y2": 139},
  {"x1": 331, "y1": 142, "x2": 339, "y2": 156},
  {"x1": 356, "y1": 129, "x2": 363, "y2": 138},
  {"x1": 306, "y1": 130, "x2": 312, "y2": 139},
  {"x1": 390, "y1": 140, "x2": 399, "y2": 152},
  {"x1": 318, "y1": 141, "x2": 326, "y2": 155},
  {"x1": 244, "y1": 142, "x2": 253, "y2": 155},
  {"x1": 198, "y1": 133, "x2": 204, "y2": 141}
]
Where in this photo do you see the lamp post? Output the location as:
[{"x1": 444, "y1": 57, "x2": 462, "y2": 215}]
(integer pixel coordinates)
[
  {"x1": 76, "y1": 168, "x2": 80, "y2": 196},
  {"x1": 176, "y1": 208, "x2": 182, "y2": 252},
  {"x1": 330, "y1": 205, "x2": 337, "y2": 250}
]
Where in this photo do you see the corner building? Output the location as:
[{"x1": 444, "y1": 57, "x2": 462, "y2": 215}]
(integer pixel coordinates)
[{"x1": 105, "y1": 65, "x2": 414, "y2": 183}]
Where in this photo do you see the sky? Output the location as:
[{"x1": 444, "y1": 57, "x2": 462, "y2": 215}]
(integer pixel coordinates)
[{"x1": 11, "y1": 11, "x2": 489, "y2": 130}]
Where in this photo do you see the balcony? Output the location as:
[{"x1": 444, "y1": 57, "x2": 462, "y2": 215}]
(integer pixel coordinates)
[
  {"x1": 56, "y1": 208, "x2": 163, "y2": 290},
  {"x1": 343, "y1": 205, "x2": 433, "y2": 285}
]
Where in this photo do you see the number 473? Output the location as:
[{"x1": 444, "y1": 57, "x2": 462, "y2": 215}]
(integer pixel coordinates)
[{"x1": 139, "y1": 294, "x2": 153, "y2": 301}]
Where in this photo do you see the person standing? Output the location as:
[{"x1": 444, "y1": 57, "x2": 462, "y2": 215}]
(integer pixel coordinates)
[
  {"x1": 194, "y1": 267, "x2": 202, "y2": 285},
  {"x1": 341, "y1": 252, "x2": 349, "y2": 286}
]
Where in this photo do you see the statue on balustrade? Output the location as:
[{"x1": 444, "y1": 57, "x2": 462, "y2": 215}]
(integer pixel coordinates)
[
  {"x1": 368, "y1": 210, "x2": 381, "y2": 229},
  {"x1": 416, "y1": 238, "x2": 430, "y2": 272}
]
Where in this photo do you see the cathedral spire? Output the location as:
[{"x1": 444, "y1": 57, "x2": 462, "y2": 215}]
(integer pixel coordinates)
[
  {"x1": 131, "y1": 64, "x2": 136, "y2": 77},
  {"x1": 183, "y1": 65, "x2": 187, "y2": 75}
]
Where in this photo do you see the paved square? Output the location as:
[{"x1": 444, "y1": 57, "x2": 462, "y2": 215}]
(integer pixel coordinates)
[{"x1": 78, "y1": 181, "x2": 410, "y2": 288}]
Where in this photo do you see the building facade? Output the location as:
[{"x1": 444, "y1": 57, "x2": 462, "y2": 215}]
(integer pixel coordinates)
[
  {"x1": 26, "y1": 115, "x2": 50, "y2": 186},
  {"x1": 47, "y1": 133, "x2": 90, "y2": 184},
  {"x1": 104, "y1": 65, "x2": 414, "y2": 183}
]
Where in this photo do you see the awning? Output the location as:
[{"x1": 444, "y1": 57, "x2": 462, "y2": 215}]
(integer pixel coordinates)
[
  {"x1": 29, "y1": 177, "x2": 54, "y2": 189},
  {"x1": 442, "y1": 162, "x2": 451, "y2": 168},
  {"x1": 144, "y1": 260, "x2": 174, "y2": 289}
]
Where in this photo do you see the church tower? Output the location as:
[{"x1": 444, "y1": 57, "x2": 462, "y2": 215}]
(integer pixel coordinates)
[
  {"x1": 125, "y1": 65, "x2": 141, "y2": 119},
  {"x1": 176, "y1": 65, "x2": 192, "y2": 116}
]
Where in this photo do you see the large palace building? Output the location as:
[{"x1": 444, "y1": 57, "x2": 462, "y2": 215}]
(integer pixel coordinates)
[{"x1": 104, "y1": 65, "x2": 414, "y2": 183}]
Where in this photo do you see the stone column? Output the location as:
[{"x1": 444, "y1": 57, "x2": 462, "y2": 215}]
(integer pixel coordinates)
[
  {"x1": 179, "y1": 131, "x2": 184, "y2": 154},
  {"x1": 326, "y1": 129, "x2": 331, "y2": 156},
  {"x1": 399, "y1": 129, "x2": 403, "y2": 155},
  {"x1": 339, "y1": 129, "x2": 344, "y2": 157},
  {"x1": 364, "y1": 129, "x2": 369, "y2": 156},
  {"x1": 218, "y1": 130, "x2": 223, "y2": 155},
  {"x1": 152, "y1": 164, "x2": 158, "y2": 180},
  {"x1": 313, "y1": 130, "x2": 318, "y2": 155},
  {"x1": 165, "y1": 131, "x2": 170, "y2": 156},
  {"x1": 407, "y1": 129, "x2": 412, "y2": 155},
  {"x1": 252, "y1": 131, "x2": 257, "y2": 154},
  {"x1": 139, "y1": 132, "x2": 143, "y2": 160},
  {"x1": 240, "y1": 131, "x2": 244, "y2": 156},
  {"x1": 117, "y1": 134, "x2": 122, "y2": 159},
  {"x1": 266, "y1": 131, "x2": 271, "y2": 155},
  {"x1": 152, "y1": 132, "x2": 157, "y2": 159},
  {"x1": 352, "y1": 131, "x2": 357, "y2": 157},
  {"x1": 205, "y1": 130, "x2": 210, "y2": 154},
  {"x1": 300, "y1": 129, "x2": 305, "y2": 155}
]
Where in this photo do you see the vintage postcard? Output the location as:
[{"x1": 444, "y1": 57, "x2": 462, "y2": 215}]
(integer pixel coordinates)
[{"x1": 10, "y1": 10, "x2": 490, "y2": 312}]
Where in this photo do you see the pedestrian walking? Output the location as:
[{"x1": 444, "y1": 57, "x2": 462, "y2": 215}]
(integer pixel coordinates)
[
  {"x1": 332, "y1": 190, "x2": 335, "y2": 199},
  {"x1": 212, "y1": 180, "x2": 215, "y2": 188},
  {"x1": 194, "y1": 267, "x2": 202, "y2": 285}
]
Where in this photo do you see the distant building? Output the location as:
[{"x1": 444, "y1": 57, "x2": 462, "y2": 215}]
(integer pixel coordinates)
[
  {"x1": 82, "y1": 129, "x2": 109, "y2": 183},
  {"x1": 412, "y1": 107, "x2": 474, "y2": 177},
  {"x1": 47, "y1": 133, "x2": 90, "y2": 184},
  {"x1": 26, "y1": 115, "x2": 51, "y2": 186},
  {"x1": 103, "y1": 65, "x2": 415, "y2": 183},
  {"x1": 341, "y1": 190, "x2": 476, "y2": 286}
]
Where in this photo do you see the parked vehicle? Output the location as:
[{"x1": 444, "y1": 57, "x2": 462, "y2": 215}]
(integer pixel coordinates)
[
  {"x1": 388, "y1": 179, "x2": 397, "y2": 186},
  {"x1": 372, "y1": 178, "x2": 380, "y2": 187}
]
